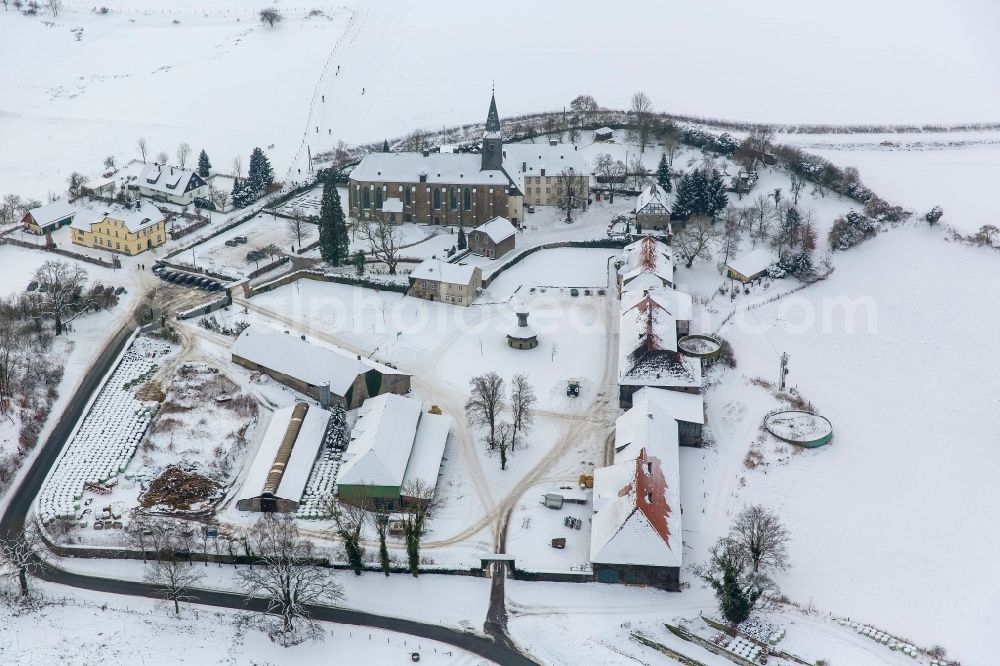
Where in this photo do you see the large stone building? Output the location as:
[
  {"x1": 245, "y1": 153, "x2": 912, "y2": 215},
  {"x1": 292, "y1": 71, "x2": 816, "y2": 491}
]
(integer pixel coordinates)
[
  {"x1": 348, "y1": 93, "x2": 589, "y2": 228},
  {"x1": 407, "y1": 259, "x2": 482, "y2": 306}
]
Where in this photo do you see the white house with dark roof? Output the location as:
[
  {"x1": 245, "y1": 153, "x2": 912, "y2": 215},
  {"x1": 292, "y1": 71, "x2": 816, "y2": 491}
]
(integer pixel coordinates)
[
  {"x1": 137, "y1": 163, "x2": 208, "y2": 206},
  {"x1": 408, "y1": 258, "x2": 482, "y2": 306},
  {"x1": 634, "y1": 183, "x2": 673, "y2": 233},
  {"x1": 335, "y1": 393, "x2": 452, "y2": 510},
  {"x1": 468, "y1": 216, "x2": 517, "y2": 259}
]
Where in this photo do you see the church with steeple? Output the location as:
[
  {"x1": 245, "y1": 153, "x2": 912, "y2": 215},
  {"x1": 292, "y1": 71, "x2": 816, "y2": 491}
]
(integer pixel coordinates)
[{"x1": 348, "y1": 92, "x2": 589, "y2": 228}]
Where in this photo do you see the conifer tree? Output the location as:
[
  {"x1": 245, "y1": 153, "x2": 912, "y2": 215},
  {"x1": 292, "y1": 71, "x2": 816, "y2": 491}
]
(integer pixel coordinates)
[
  {"x1": 197, "y1": 150, "x2": 212, "y2": 178},
  {"x1": 382, "y1": 139, "x2": 390, "y2": 153},
  {"x1": 656, "y1": 153, "x2": 672, "y2": 192},
  {"x1": 457, "y1": 226, "x2": 467, "y2": 250},
  {"x1": 318, "y1": 175, "x2": 349, "y2": 265},
  {"x1": 246, "y1": 147, "x2": 274, "y2": 198}
]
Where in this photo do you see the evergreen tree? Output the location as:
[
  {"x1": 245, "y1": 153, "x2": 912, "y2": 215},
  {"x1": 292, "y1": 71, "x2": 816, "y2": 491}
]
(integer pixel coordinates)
[
  {"x1": 656, "y1": 153, "x2": 672, "y2": 192},
  {"x1": 197, "y1": 149, "x2": 212, "y2": 178},
  {"x1": 230, "y1": 177, "x2": 253, "y2": 209},
  {"x1": 353, "y1": 250, "x2": 366, "y2": 275},
  {"x1": 773, "y1": 206, "x2": 802, "y2": 252},
  {"x1": 246, "y1": 147, "x2": 274, "y2": 198},
  {"x1": 457, "y1": 226, "x2": 467, "y2": 250},
  {"x1": 318, "y1": 175, "x2": 349, "y2": 265},
  {"x1": 382, "y1": 139, "x2": 390, "y2": 153},
  {"x1": 674, "y1": 167, "x2": 728, "y2": 219}
]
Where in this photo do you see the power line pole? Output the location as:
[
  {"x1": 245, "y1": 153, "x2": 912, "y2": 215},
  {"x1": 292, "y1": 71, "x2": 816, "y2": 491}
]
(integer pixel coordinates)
[{"x1": 779, "y1": 352, "x2": 789, "y2": 391}]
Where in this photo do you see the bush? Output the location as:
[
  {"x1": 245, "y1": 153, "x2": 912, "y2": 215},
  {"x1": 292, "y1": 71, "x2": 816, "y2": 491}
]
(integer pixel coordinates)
[
  {"x1": 717, "y1": 338, "x2": 737, "y2": 368},
  {"x1": 863, "y1": 195, "x2": 910, "y2": 223},
  {"x1": 828, "y1": 210, "x2": 878, "y2": 251},
  {"x1": 924, "y1": 206, "x2": 944, "y2": 226}
]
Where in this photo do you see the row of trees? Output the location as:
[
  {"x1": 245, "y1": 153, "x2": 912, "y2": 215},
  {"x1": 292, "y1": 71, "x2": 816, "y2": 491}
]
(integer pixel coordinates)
[{"x1": 465, "y1": 372, "x2": 537, "y2": 470}]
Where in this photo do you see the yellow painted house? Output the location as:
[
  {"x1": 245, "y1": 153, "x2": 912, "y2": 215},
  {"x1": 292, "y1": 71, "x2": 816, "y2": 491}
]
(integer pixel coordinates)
[{"x1": 71, "y1": 200, "x2": 166, "y2": 256}]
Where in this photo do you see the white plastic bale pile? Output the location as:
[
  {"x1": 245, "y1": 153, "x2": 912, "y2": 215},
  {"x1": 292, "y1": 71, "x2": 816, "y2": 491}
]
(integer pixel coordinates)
[{"x1": 37, "y1": 337, "x2": 172, "y2": 525}]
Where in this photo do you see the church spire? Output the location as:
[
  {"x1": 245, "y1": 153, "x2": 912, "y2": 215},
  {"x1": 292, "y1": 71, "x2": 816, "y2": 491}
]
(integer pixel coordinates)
[
  {"x1": 481, "y1": 89, "x2": 503, "y2": 171},
  {"x1": 484, "y1": 92, "x2": 501, "y2": 137}
]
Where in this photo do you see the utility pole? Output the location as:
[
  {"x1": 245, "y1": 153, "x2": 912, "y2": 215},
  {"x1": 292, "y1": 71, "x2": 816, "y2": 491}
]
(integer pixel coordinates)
[{"x1": 779, "y1": 352, "x2": 789, "y2": 391}]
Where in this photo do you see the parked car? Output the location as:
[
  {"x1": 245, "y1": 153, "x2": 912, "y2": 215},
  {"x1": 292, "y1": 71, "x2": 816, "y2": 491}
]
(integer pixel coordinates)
[
  {"x1": 527, "y1": 206, "x2": 536, "y2": 213},
  {"x1": 234, "y1": 236, "x2": 248, "y2": 244},
  {"x1": 224, "y1": 240, "x2": 238, "y2": 247}
]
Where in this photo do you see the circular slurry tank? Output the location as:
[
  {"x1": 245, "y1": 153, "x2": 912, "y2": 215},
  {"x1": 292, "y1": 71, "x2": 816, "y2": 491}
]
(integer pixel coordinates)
[
  {"x1": 678, "y1": 334, "x2": 722, "y2": 360},
  {"x1": 764, "y1": 410, "x2": 833, "y2": 448}
]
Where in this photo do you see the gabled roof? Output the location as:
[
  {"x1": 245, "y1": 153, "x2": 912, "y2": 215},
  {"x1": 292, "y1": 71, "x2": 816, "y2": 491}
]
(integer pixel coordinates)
[
  {"x1": 501, "y1": 142, "x2": 590, "y2": 193},
  {"x1": 232, "y1": 326, "x2": 406, "y2": 396},
  {"x1": 591, "y1": 449, "x2": 681, "y2": 567},
  {"x1": 69, "y1": 200, "x2": 165, "y2": 234},
  {"x1": 635, "y1": 183, "x2": 673, "y2": 215},
  {"x1": 471, "y1": 216, "x2": 517, "y2": 244},
  {"x1": 621, "y1": 287, "x2": 692, "y2": 323},
  {"x1": 351, "y1": 152, "x2": 510, "y2": 186},
  {"x1": 337, "y1": 394, "x2": 452, "y2": 491},
  {"x1": 410, "y1": 259, "x2": 480, "y2": 286},
  {"x1": 727, "y1": 248, "x2": 774, "y2": 278},
  {"x1": 618, "y1": 294, "x2": 702, "y2": 388},
  {"x1": 138, "y1": 163, "x2": 205, "y2": 196},
  {"x1": 25, "y1": 201, "x2": 77, "y2": 226},
  {"x1": 633, "y1": 386, "x2": 704, "y2": 426},
  {"x1": 484, "y1": 93, "x2": 502, "y2": 137},
  {"x1": 239, "y1": 402, "x2": 330, "y2": 505},
  {"x1": 618, "y1": 235, "x2": 674, "y2": 288},
  {"x1": 620, "y1": 291, "x2": 681, "y2": 355}
]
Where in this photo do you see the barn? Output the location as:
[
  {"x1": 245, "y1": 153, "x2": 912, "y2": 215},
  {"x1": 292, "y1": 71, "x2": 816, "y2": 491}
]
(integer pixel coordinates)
[
  {"x1": 21, "y1": 201, "x2": 77, "y2": 235},
  {"x1": 231, "y1": 327, "x2": 410, "y2": 409},
  {"x1": 725, "y1": 248, "x2": 775, "y2": 284}
]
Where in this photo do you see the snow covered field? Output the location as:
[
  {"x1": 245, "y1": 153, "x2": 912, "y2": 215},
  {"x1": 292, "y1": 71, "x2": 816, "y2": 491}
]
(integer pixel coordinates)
[
  {"x1": 781, "y1": 131, "x2": 1000, "y2": 235},
  {"x1": 685, "y1": 227, "x2": 1000, "y2": 665}
]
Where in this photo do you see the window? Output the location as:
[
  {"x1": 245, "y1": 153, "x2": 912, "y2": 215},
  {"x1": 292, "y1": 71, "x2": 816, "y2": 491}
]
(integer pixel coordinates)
[
  {"x1": 545, "y1": 176, "x2": 551, "y2": 184},
  {"x1": 115, "y1": 242, "x2": 120, "y2": 250},
  {"x1": 449, "y1": 189, "x2": 457, "y2": 210},
  {"x1": 545, "y1": 187, "x2": 551, "y2": 194},
  {"x1": 433, "y1": 189, "x2": 441, "y2": 209},
  {"x1": 463, "y1": 188, "x2": 471, "y2": 210},
  {"x1": 375, "y1": 189, "x2": 383, "y2": 208},
  {"x1": 404, "y1": 187, "x2": 411, "y2": 206},
  {"x1": 362, "y1": 189, "x2": 371, "y2": 209}
]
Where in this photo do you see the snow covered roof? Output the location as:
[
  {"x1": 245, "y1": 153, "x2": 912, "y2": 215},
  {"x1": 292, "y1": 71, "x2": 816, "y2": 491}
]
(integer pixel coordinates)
[
  {"x1": 633, "y1": 386, "x2": 704, "y2": 426},
  {"x1": 410, "y1": 258, "x2": 480, "y2": 286},
  {"x1": 382, "y1": 197, "x2": 403, "y2": 213},
  {"x1": 337, "y1": 394, "x2": 451, "y2": 491},
  {"x1": 137, "y1": 163, "x2": 204, "y2": 195},
  {"x1": 727, "y1": 248, "x2": 775, "y2": 279},
  {"x1": 590, "y1": 449, "x2": 681, "y2": 567},
  {"x1": 238, "y1": 402, "x2": 330, "y2": 506},
  {"x1": 25, "y1": 200, "x2": 77, "y2": 226},
  {"x1": 618, "y1": 294, "x2": 702, "y2": 388},
  {"x1": 595, "y1": 127, "x2": 614, "y2": 135},
  {"x1": 471, "y1": 216, "x2": 517, "y2": 244},
  {"x1": 351, "y1": 152, "x2": 511, "y2": 186},
  {"x1": 620, "y1": 291, "x2": 681, "y2": 355},
  {"x1": 501, "y1": 142, "x2": 589, "y2": 192},
  {"x1": 68, "y1": 200, "x2": 165, "y2": 234},
  {"x1": 635, "y1": 183, "x2": 673, "y2": 215},
  {"x1": 621, "y1": 287, "x2": 692, "y2": 323},
  {"x1": 82, "y1": 176, "x2": 116, "y2": 191},
  {"x1": 618, "y1": 235, "x2": 674, "y2": 289},
  {"x1": 232, "y1": 327, "x2": 406, "y2": 396}
]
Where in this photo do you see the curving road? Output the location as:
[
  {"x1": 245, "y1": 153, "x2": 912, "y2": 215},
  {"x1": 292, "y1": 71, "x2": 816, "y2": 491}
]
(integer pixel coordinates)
[{"x1": 0, "y1": 320, "x2": 539, "y2": 666}]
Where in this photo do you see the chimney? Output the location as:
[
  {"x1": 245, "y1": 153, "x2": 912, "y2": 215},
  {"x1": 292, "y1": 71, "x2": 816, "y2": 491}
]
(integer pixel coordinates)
[
  {"x1": 540, "y1": 168, "x2": 546, "y2": 177},
  {"x1": 521, "y1": 161, "x2": 526, "y2": 173},
  {"x1": 170, "y1": 167, "x2": 174, "y2": 175},
  {"x1": 422, "y1": 149, "x2": 430, "y2": 157},
  {"x1": 419, "y1": 172, "x2": 427, "y2": 183}
]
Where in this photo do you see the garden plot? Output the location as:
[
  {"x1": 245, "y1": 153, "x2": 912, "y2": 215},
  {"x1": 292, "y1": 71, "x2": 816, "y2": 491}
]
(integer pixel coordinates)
[
  {"x1": 484, "y1": 247, "x2": 616, "y2": 302},
  {"x1": 274, "y1": 184, "x2": 324, "y2": 217},
  {"x1": 37, "y1": 334, "x2": 175, "y2": 525},
  {"x1": 179, "y1": 212, "x2": 316, "y2": 278},
  {"x1": 133, "y1": 362, "x2": 260, "y2": 512}
]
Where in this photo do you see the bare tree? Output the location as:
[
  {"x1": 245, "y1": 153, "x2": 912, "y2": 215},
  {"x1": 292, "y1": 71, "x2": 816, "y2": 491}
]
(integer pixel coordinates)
[
  {"x1": 237, "y1": 514, "x2": 344, "y2": 635},
  {"x1": 720, "y1": 208, "x2": 742, "y2": 267},
  {"x1": 731, "y1": 505, "x2": 790, "y2": 573},
  {"x1": 31, "y1": 260, "x2": 95, "y2": 335},
  {"x1": 627, "y1": 155, "x2": 650, "y2": 190},
  {"x1": 359, "y1": 211, "x2": 404, "y2": 275},
  {"x1": 324, "y1": 496, "x2": 366, "y2": 576},
  {"x1": 145, "y1": 532, "x2": 203, "y2": 615},
  {"x1": 45, "y1": 0, "x2": 59, "y2": 16},
  {"x1": 629, "y1": 91, "x2": 654, "y2": 153},
  {"x1": 286, "y1": 208, "x2": 307, "y2": 250},
  {"x1": 569, "y1": 94, "x2": 599, "y2": 125},
  {"x1": 400, "y1": 479, "x2": 440, "y2": 576},
  {"x1": 509, "y1": 373, "x2": 536, "y2": 450},
  {"x1": 67, "y1": 172, "x2": 86, "y2": 197},
  {"x1": 136, "y1": 137, "x2": 148, "y2": 163},
  {"x1": 232, "y1": 155, "x2": 243, "y2": 180},
  {"x1": 124, "y1": 511, "x2": 159, "y2": 563},
  {"x1": 554, "y1": 166, "x2": 585, "y2": 223},
  {"x1": 155, "y1": 150, "x2": 169, "y2": 165},
  {"x1": 103, "y1": 155, "x2": 116, "y2": 171},
  {"x1": 0, "y1": 520, "x2": 42, "y2": 598},
  {"x1": 789, "y1": 173, "x2": 806, "y2": 206},
  {"x1": 698, "y1": 536, "x2": 771, "y2": 627},
  {"x1": 674, "y1": 215, "x2": 721, "y2": 268},
  {"x1": 494, "y1": 420, "x2": 514, "y2": 471},
  {"x1": 593, "y1": 152, "x2": 626, "y2": 203},
  {"x1": 465, "y1": 372, "x2": 505, "y2": 449},
  {"x1": 259, "y1": 7, "x2": 283, "y2": 27},
  {"x1": 746, "y1": 194, "x2": 775, "y2": 247},
  {"x1": 176, "y1": 143, "x2": 192, "y2": 169},
  {"x1": 663, "y1": 132, "x2": 680, "y2": 167}
]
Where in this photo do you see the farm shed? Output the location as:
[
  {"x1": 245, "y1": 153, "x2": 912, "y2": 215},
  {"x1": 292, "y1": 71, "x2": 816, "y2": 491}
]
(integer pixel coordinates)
[
  {"x1": 231, "y1": 327, "x2": 410, "y2": 409},
  {"x1": 594, "y1": 127, "x2": 614, "y2": 141},
  {"x1": 21, "y1": 200, "x2": 77, "y2": 235},
  {"x1": 725, "y1": 248, "x2": 774, "y2": 284},
  {"x1": 336, "y1": 393, "x2": 452, "y2": 510},
  {"x1": 236, "y1": 402, "x2": 331, "y2": 513}
]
